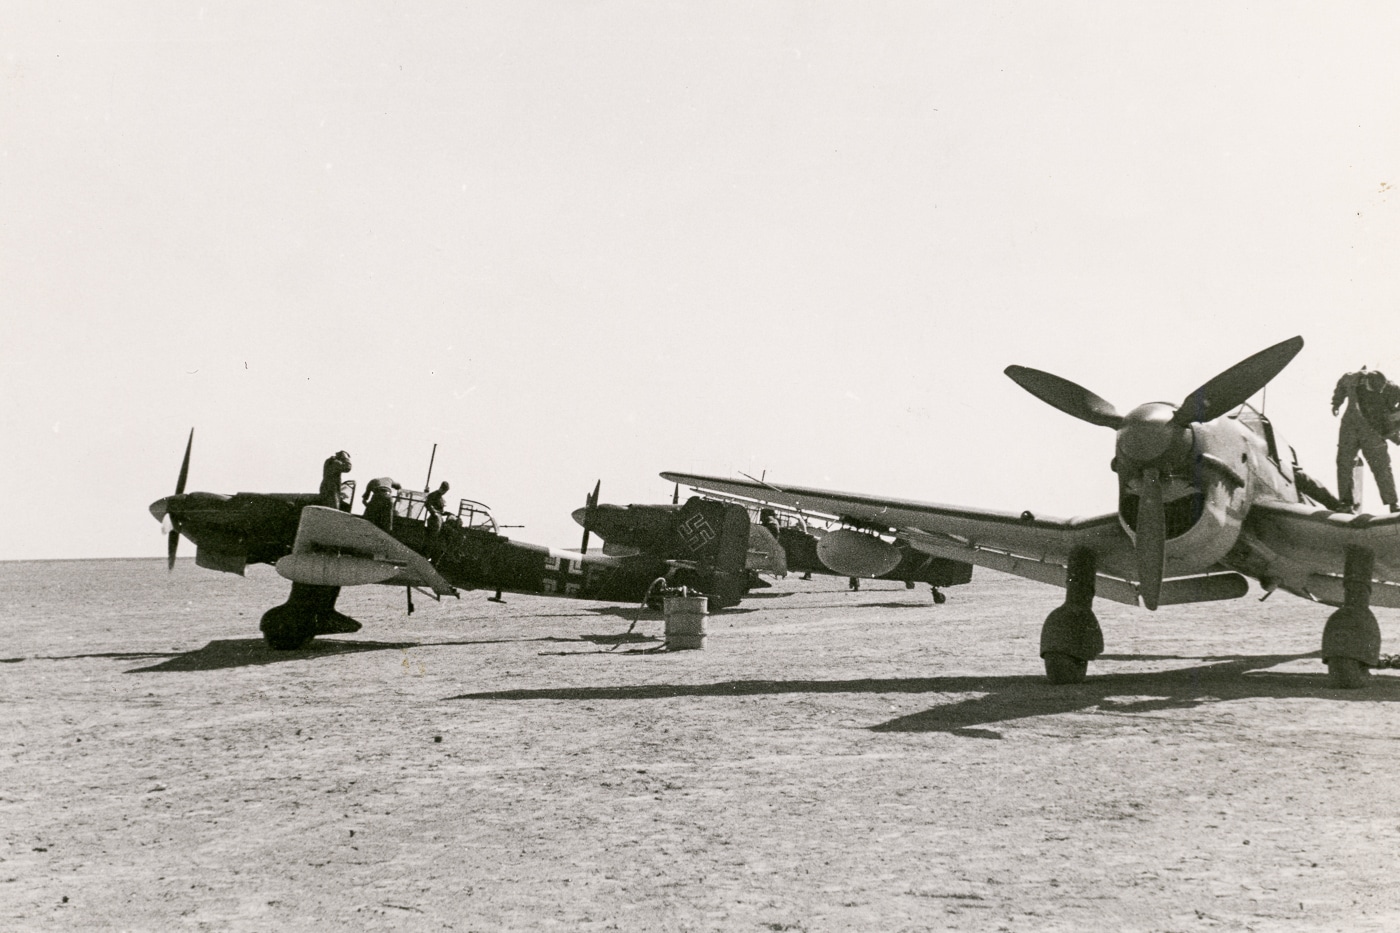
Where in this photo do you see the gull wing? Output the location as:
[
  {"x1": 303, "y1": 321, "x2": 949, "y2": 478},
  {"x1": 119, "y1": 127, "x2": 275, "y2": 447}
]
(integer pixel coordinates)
[
  {"x1": 276, "y1": 505, "x2": 458, "y2": 597},
  {"x1": 662, "y1": 471, "x2": 1145, "y2": 604},
  {"x1": 1242, "y1": 499, "x2": 1400, "y2": 607}
]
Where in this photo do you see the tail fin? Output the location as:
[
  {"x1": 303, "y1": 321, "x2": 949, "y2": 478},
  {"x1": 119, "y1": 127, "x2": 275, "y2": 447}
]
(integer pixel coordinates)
[{"x1": 669, "y1": 497, "x2": 751, "y2": 608}]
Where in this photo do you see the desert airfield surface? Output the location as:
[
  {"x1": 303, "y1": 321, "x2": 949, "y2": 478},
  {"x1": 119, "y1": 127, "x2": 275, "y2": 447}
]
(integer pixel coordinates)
[{"x1": 4, "y1": 559, "x2": 1400, "y2": 932}]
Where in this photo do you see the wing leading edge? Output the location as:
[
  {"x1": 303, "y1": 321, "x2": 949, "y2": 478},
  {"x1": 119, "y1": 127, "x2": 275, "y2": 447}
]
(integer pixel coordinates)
[
  {"x1": 275, "y1": 505, "x2": 458, "y2": 597},
  {"x1": 1242, "y1": 499, "x2": 1400, "y2": 607},
  {"x1": 660, "y1": 472, "x2": 1248, "y2": 608}
]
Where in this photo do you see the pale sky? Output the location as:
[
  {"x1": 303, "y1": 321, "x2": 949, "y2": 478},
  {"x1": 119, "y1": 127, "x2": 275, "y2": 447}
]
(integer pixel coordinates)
[{"x1": 2, "y1": 2, "x2": 1398, "y2": 560}]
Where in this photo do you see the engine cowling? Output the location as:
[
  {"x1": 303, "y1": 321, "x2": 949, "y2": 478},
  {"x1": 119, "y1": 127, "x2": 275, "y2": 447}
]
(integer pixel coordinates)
[{"x1": 816, "y1": 529, "x2": 902, "y2": 578}]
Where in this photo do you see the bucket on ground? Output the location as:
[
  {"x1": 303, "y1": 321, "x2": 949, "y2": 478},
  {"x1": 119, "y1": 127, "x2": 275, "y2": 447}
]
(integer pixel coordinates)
[{"x1": 663, "y1": 595, "x2": 708, "y2": 650}]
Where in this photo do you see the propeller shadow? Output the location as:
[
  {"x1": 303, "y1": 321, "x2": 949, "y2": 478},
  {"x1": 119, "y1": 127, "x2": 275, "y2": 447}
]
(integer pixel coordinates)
[{"x1": 449, "y1": 652, "x2": 1400, "y2": 736}]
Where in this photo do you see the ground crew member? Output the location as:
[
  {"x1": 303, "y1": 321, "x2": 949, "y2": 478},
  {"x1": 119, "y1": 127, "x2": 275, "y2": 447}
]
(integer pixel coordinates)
[
  {"x1": 424, "y1": 482, "x2": 451, "y2": 558},
  {"x1": 425, "y1": 481, "x2": 450, "y2": 528},
  {"x1": 319, "y1": 450, "x2": 352, "y2": 510},
  {"x1": 1332, "y1": 368, "x2": 1399, "y2": 512},
  {"x1": 363, "y1": 480, "x2": 396, "y2": 530}
]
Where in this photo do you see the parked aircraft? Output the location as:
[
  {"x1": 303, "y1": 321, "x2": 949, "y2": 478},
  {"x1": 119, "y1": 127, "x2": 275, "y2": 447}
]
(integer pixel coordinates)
[
  {"x1": 574, "y1": 484, "x2": 971, "y2": 601},
  {"x1": 150, "y1": 438, "x2": 750, "y2": 650},
  {"x1": 572, "y1": 481, "x2": 787, "y2": 577},
  {"x1": 664, "y1": 336, "x2": 1400, "y2": 689}
]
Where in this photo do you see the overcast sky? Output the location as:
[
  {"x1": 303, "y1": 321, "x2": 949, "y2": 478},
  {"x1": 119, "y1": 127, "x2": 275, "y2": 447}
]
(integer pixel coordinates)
[{"x1": 3, "y1": 2, "x2": 1398, "y2": 561}]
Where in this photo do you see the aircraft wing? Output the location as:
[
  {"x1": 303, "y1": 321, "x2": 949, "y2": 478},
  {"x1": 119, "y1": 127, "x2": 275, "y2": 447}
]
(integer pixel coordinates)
[
  {"x1": 1242, "y1": 499, "x2": 1400, "y2": 607},
  {"x1": 275, "y1": 506, "x2": 458, "y2": 597},
  {"x1": 661, "y1": 471, "x2": 1253, "y2": 607}
]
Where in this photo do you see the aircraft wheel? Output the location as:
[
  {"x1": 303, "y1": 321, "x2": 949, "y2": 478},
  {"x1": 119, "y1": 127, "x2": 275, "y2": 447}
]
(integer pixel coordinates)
[
  {"x1": 1327, "y1": 657, "x2": 1371, "y2": 689},
  {"x1": 1043, "y1": 652, "x2": 1087, "y2": 685},
  {"x1": 932, "y1": 589, "x2": 947, "y2": 605},
  {"x1": 260, "y1": 603, "x2": 315, "y2": 651}
]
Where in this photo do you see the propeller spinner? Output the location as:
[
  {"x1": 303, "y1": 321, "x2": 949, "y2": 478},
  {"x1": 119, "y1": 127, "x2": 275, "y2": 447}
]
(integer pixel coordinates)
[{"x1": 1005, "y1": 336, "x2": 1303, "y2": 609}]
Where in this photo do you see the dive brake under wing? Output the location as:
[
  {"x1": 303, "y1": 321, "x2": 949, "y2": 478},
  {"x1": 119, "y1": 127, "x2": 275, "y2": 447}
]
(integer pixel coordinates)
[
  {"x1": 275, "y1": 506, "x2": 458, "y2": 597},
  {"x1": 1242, "y1": 500, "x2": 1400, "y2": 607},
  {"x1": 660, "y1": 472, "x2": 1245, "y2": 608}
]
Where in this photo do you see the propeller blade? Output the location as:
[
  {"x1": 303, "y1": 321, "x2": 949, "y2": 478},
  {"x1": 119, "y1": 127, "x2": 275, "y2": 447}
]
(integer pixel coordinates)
[
  {"x1": 1174, "y1": 336, "x2": 1304, "y2": 424},
  {"x1": 175, "y1": 428, "x2": 193, "y2": 496},
  {"x1": 1004, "y1": 366, "x2": 1123, "y2": 428},
  {"x1": 672, "y1": 483, "x2": 679, "y2": 506},
  {"x1": 579, "y1": 479, "x2": 600, "y2": 554},
  {"x1": 167, "y1": 528, "x2": 180, "y2": 572},
  {"x1": 1135, "y1": 467, "x2": 1166, "y2": 610}
]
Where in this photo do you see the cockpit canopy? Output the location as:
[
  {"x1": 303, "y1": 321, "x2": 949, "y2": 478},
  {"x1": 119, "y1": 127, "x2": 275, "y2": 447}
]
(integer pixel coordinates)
[
  {"x1": 390, "y1": 489, "x2": 498, "y2": 533},
  {"x1": 1230, "y1": 402, "x2": 1294, "y2": 476},
  {"x1": 455, "y1": 499, "x2": 497, "y2": 533}
]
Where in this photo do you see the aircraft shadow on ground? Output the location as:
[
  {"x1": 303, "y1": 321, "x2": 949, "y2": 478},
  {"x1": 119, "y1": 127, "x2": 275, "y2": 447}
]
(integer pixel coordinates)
[
  {"x1": 120, "y1": 628, "x2": 671, "y2": 672},
  {"x1": 449, "y1": 652, "x2": 1400, "y2": 737},
  {"x1": 562, "y1": 605, "x2": 759, "y2": 623},
  {"x1": 124, "y1": 638, "x2": 421, "y2": 672},
  {"x1": 852, "y1": 601, "x2": 938, "y2": 610},
  {"x1": 122, "y1": 633, "x2": 597, "y2": 673}
]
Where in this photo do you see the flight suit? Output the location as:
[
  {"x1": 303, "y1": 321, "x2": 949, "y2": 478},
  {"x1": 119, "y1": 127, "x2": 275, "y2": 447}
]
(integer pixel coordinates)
[
  {"x1": 319, "y1": 451, "x2": 353, "y2": 510},
  {"x1": 1333, "y1": 372, "x2": 1397, "y2": 509}
]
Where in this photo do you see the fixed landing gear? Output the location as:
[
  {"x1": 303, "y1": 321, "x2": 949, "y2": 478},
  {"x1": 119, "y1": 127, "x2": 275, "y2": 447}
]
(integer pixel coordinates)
[
  {"x1": 1039, "y1": 548, "x2": 1103, "y2": 685},
  {"x1": 259, "y1": 583, "x2": 361, "y2": 650},
  {"x1": 931, "y1": 586, "x2": 947, "y2": 605},
  {"x1": 1322, "y1": 546, "x2": 1382, "y2": 689}
]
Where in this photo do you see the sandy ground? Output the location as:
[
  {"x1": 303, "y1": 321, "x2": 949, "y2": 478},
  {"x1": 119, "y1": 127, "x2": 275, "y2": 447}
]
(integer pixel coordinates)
[{"x1": 4, "y1": 559, "x2": 1400, "y2": 932}]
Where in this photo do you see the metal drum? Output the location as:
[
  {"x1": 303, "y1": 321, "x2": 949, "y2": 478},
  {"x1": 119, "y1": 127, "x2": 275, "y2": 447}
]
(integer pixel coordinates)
[{"x1": 663, "y1": 595, "x2": 708, "y2": 650}]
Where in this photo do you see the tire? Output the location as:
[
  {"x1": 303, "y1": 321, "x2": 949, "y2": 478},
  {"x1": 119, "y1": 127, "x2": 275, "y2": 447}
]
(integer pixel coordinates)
[
  {"x1": 1043, "y1": 652, "x2": 1088, "y2": 685},
  {"x1": 1327, "y1": 657, "x2": 1371, "y2": 689}
]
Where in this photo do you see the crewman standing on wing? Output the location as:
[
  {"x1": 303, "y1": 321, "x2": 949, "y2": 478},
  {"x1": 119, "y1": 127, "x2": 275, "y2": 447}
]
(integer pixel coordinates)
[
  {"x1": 319, "y1": 450, "x2": 352, "y2": 510},
  {"x1": 1332, "y1": 368, "x2": 1399, "y2": 513}
]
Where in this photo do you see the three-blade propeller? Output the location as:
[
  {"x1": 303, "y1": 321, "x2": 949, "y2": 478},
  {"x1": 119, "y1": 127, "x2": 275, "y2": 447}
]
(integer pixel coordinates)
[{"x1": 1005, "y1": 336, "x2": 1303, "y2": 610}]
